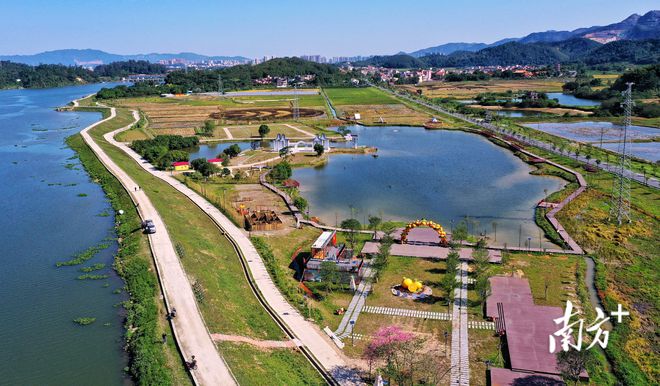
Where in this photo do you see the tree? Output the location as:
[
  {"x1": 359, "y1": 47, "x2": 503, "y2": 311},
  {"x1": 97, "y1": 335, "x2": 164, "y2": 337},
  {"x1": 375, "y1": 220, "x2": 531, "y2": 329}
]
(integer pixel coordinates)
[
  {"x1": 221, "y1": 167, "x2": 231, "y2": 177},
  {"x1": 452, "y1": 220, "x2": 468, "y2": 244},
  {"x1": 372, "y1": 234, "x2": 392, "y2": 279},
  {"x1": 293, "y1": 196, "x2": 308, "y2": 212},
  {"x1": 340, "y1": 218, "x2": 361, "y2": 249},
  {"x1": 258, "y1": 124, "x2": 270, "y2": 138},
  {"x1": 319, "y1": 261, "x2": 341, "y2": 294},
  {"x1": 270, "y1": 161, "x2": 292, "y2": 181},
  {"x1": 557, "y1": 350, "x2": 592, "y2": 385},
  {"x1": 222, "y1": 144, "x2": 242, "y2": 158},
  {"x1": 197, "y1": 120, "x2": 216, "y2": 136},
  {"x1": 368, "y1": 216, "x2": 382, "y2": 233},
  {"x1": 363, "y1": 325, "x2": 426, "y2": 385},
  {"x1": 440, "y1": 273, "x2": 458, "y2": 313},
  {"x1": 313, "y1": 143, "x2": 325, "y2": 156},
  {"x1": 279, "y1": 146, "x2": 290, "y2": 158}
]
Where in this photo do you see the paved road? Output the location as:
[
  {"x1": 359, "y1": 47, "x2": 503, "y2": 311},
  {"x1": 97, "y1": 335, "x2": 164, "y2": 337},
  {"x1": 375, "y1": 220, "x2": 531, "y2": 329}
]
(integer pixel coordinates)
[
  {"x1": 80, "y1": 108, "x2": 237, "y2": 386},
  {"x1": 450, "y1": 261, "x2": 470, "y2": 386},
  {"x1": 107, "y1": 112, "x2": 363, "y2": 385},
  {"x1": 371, "y1": 83, "x2": 659, "y2": 189}
]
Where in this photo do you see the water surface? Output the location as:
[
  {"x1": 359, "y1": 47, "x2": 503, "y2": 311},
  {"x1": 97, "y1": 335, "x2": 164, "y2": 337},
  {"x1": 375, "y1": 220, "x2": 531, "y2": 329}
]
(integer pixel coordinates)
[
  {"x1": 0, "y1": 84, "x2": 129, "y2": 385},
  {"x1": 293, "y1": 125, "x2": 565, "y2": 249},
  {"x1": 547, "y1": 93, "x2": 601, "y2": 107},
  {"x1": 524, "y1": 121, "x2": 659, "y2": 143}
]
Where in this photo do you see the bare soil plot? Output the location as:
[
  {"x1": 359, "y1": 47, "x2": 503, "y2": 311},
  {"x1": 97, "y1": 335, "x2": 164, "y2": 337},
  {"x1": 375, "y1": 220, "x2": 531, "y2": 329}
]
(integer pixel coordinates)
[
  {"x1": 335, "y1": 104, "x2": 434, "y2": 125},
  {"x1": 469, "y1": 104, "x2": 593, "y2": 116},
  {"x1": 398, "y1": 79, "x2": 565, "y2": 99}
]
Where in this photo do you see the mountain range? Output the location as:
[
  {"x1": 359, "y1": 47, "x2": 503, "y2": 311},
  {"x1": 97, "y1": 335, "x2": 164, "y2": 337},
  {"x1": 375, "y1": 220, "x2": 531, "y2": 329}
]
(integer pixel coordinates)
[
  {"x1": 408, "y1": 10, "x2": 660, "y2": 57},
  {"x1": 0, "y1": 49, "x2": 250, "y2": 66}
]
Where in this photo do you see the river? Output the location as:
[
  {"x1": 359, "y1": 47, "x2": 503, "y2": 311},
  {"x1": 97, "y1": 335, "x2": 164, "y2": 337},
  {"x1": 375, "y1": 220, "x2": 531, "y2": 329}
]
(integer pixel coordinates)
[{"x1": 0, "y1": 84, "x2": 130, "y2": 385}]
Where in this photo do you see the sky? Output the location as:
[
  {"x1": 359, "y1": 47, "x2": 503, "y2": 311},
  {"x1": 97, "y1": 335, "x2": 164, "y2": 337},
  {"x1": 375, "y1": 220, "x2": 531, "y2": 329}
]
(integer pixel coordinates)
[{"x1": 1, "y1": 0, "x2": 658, "y2": 58}]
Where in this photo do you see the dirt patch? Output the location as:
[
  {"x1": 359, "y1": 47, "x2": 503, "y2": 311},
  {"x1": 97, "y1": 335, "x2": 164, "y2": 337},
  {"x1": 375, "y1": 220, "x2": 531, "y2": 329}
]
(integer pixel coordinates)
[{"x1": 211, "y1": 108, "x2": 324, "y2": 121}]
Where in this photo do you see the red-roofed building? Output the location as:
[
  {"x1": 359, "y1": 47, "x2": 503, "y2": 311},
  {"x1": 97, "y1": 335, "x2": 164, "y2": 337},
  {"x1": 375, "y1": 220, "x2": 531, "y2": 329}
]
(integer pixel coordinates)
[
  {"x1": 282, "y1": 179, "x2": 300, "y2": 188},
  {"x1": 172, "y1": 161, "x2": 190, "y2": 171},
  {"x1": 208, "y1": 158, "x2": 224, "y2": 165}
]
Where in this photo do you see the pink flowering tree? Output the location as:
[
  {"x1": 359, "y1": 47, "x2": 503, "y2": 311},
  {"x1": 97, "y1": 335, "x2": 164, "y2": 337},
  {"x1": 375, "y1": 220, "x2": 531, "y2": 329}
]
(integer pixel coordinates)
[{"x1": 363, "y1": 325, "x2": 423, "y2": 384}]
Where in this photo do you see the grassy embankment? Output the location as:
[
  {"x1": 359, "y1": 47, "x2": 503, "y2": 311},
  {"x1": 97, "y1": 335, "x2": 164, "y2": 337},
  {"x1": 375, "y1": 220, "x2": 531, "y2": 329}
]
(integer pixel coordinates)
[
  {"x1": 523, "y1": 143, "x2": 659, "y2": 385},
  {"x1": 67, "y1": 134, "x2": 189, "y2": 385},
  {"x1": 79, "y1": 106, "x2": 324, "y2": 384}
]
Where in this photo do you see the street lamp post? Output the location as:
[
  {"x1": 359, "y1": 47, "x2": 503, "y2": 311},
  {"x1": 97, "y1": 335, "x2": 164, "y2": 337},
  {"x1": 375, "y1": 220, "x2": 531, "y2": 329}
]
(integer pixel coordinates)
[
  {"x1": 350, "y1": 320, "x2": 355, "y2": 346},
  {"x1": 444, "y1": 331, "x2": 448, "y2": 357}
]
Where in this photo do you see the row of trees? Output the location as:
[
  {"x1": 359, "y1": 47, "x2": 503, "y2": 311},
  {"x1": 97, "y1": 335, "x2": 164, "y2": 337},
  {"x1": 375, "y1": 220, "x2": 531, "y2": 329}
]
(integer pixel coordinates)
[
  {"x1": 0, "y1": 61, "x2": 97, "y2": 89},
  {"x1": 130, "y1": 135, "x2": 199, "y2": 170}
]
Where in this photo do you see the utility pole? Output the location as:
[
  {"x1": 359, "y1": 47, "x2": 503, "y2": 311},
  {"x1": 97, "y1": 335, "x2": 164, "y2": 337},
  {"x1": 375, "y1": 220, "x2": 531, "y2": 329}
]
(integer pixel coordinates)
[{"x1": 217, "y1": 74, "x2": 224, "y2": 96}]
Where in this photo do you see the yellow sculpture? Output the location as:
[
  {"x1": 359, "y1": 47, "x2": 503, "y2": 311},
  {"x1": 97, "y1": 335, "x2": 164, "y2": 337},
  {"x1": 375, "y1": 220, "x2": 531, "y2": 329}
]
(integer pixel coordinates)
[{"x1": 401, "y1": 277, "x2": 424, "y2": 293}]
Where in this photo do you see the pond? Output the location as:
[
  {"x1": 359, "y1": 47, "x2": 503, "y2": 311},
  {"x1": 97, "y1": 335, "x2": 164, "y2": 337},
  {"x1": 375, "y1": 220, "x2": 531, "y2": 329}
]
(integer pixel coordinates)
[
  {"x1": 547, "y1": 93, "x2": 601, "y2": 107},
  {"x1": 495, "y1": 110, "x2": 538, "y2": 118},
  {"x1": 596, "y1": 141, "x2": 660, "y2": 162},
  {"x1": 292, "y1": 125, "x2": 566, "y2": 249},
  {"x1": 188, "y1": 141, "x2": 255, "y2": 160},
  {"x1": 523, "y1": 121, "x2": 660, "y2": 143}
]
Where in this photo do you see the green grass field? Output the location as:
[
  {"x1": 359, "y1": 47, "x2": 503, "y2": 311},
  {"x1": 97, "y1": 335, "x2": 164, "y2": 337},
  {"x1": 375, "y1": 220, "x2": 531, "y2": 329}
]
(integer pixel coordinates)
[
  {"x1": 325, "y1": 87, "x2": 398, "y2": 106},
  {"x1": 83, "y1": 106, "x2": 323, "y2": 384}
]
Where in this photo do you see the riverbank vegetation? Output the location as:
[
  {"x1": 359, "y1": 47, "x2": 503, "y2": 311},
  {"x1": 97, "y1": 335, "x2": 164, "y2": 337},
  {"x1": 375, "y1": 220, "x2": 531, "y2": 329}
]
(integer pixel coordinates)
[
  {"x1": 67, "y1": 134, "x2": 187, "y2": 385},
  {"x1": 0, "y1": 60, "x2": 164, "y2": 89},
  {"x1": 522, "y1": 141, "x2": 659, "y2": 385}
]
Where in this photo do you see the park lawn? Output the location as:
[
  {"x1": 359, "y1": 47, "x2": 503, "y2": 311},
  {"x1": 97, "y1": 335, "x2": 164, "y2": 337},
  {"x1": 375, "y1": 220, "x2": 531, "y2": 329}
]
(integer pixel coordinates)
[
  {"x1": 347, "y1": 313, "x2": 452, "y2": 359},
  {"x1": 325, "y1": 87, "x2": 398, "y2": 105},
  {"x1": 225, "y1": 123, "x2": 318, "y2": 139},
  {"x1": 217, "y1": 342, "x2": 325, "y2": 385},
  {"x1": 469, "y1": 329, "x2": 504, "y2": 386},
  {"x1": 368, "y1": 256, "x2": 450, "y2": 313},
  {"x1": 487, "y1": 252, "x2": 585, "y2": 308}
]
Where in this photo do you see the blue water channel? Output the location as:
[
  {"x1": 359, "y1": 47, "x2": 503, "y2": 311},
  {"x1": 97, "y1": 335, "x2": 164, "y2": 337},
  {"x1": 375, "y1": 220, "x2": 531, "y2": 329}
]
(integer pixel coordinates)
[{"x1": 0, "y1": 83, "x2": 130, "y2": 385}]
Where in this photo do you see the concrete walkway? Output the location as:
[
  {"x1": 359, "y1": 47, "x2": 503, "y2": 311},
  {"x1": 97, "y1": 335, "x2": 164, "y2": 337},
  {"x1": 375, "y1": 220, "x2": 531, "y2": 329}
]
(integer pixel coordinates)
[
  {"x1": 222, "y1": 127, "x2": 233, "y2": 139},
  {"x1": 450, "y1": 261, "x2": 470, "y2": 386},
  {"x1": 107, "y1": 112, "x2": 363, "y2": 385},
  {"x1": 80, "y1": 108, "x2": 237, "y2": 386},
  {"x1": 334, "y1": 268, "x2": 373, "y2": 339}
]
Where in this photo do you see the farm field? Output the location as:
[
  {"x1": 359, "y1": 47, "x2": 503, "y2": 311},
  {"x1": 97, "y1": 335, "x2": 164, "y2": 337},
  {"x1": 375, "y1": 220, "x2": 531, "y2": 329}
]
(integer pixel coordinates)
[
  {"x1": 324, "y1": 87, "x2": 399, "y2": 105},
  {"x1": 397, "y1": 79, "x2": 565, "y2": 99},
  {"x1": 334, "y1": 103, "x2": 437, "y2": 125},
  {"x1": 114, "y1": 93, "x2": 329, "y2": 130}
]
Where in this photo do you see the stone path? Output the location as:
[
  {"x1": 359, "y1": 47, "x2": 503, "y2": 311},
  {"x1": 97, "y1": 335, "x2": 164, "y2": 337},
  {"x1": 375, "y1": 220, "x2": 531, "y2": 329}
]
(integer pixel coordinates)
[
  {"x1": 80, "y1": 108, "x2": 237, "y2": 386},
  {"x1": 222, "y1": 127, "x2": 233, "y2": 139},
  {"x1": 335, "y1": 268, "x2": 373, "y2": 339},
  {"x1": 210, "y1": 333, "x2": 300, "y2": 349},
  {"x1": 362, "y1": 306, "x2": 452, "y2": 321},
  {"x1": 450, "y1": 261, "x2": 470, "y2": 386},
  {"x1": 468, "y1": 321, "x2": 495, "y2": 330}
]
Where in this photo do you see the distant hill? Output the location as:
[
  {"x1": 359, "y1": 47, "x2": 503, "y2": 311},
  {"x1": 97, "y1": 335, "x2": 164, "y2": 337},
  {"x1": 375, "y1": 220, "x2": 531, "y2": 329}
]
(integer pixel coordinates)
[
  {"x1": 408, "y1": 10, "x2": 660, "y2": 56},
  {"x1": 357, "y1": 38, "x2": 660, "y2": 68},
  {"x1": 0, "y1": 49, "x2": 251, "y2": 66}
]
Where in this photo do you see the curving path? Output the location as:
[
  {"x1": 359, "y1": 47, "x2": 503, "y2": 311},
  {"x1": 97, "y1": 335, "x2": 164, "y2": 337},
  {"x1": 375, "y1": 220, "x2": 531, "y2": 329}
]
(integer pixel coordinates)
[
  {"x1": 105, "y1": 110, "x2": 363, "y2": 384},
  {"x1": 79, "y1": 107, "x2": 237, "y2": 386}
]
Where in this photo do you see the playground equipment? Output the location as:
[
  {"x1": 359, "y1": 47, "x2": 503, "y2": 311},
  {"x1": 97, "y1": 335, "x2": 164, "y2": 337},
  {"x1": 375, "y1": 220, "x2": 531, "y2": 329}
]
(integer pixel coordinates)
[{"x1": 400, "y1": 218, "x2": 447, "y2": 245}]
